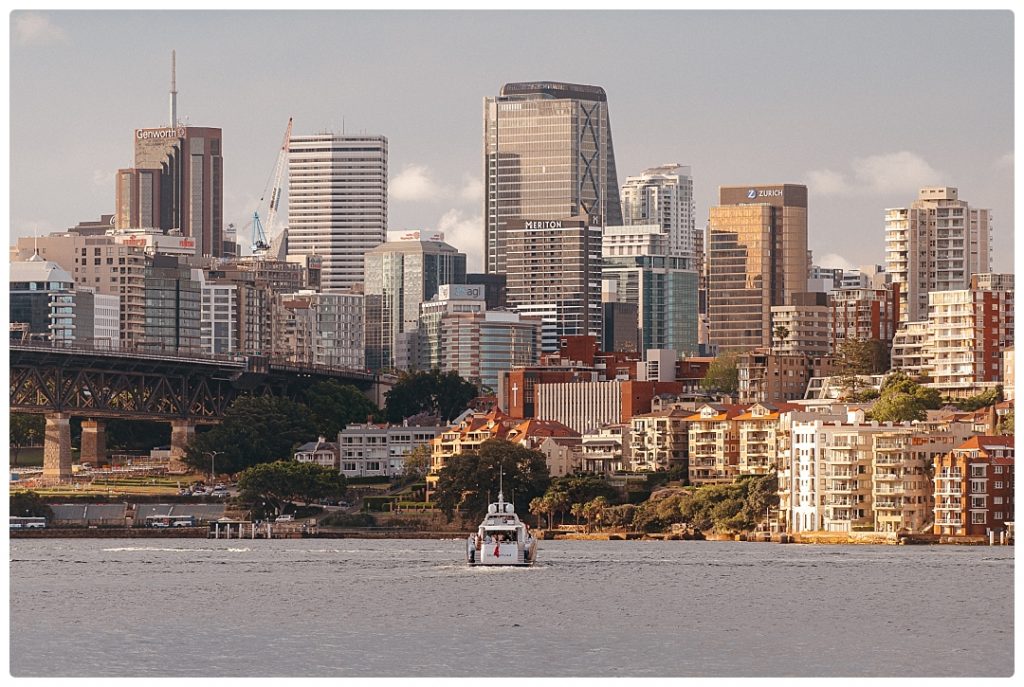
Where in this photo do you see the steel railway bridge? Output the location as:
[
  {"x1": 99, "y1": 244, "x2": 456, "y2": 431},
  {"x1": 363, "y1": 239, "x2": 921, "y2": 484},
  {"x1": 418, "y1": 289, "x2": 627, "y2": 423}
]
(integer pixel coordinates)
[{"x1": 9, "y1": 343, "x2": 393, "y2": 483}]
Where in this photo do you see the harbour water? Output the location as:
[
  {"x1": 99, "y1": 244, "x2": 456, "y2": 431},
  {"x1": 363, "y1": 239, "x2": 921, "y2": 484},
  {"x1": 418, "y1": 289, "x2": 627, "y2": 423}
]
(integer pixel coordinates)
[{"x1": 9, "y1": 538, "x2": 1013, "y2": 677}]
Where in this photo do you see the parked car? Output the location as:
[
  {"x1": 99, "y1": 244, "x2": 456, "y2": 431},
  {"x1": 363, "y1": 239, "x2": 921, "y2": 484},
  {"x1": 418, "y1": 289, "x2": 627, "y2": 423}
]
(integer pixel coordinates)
[{"x1": 275, "y1": 514, "x2": 294, "y2": 522}]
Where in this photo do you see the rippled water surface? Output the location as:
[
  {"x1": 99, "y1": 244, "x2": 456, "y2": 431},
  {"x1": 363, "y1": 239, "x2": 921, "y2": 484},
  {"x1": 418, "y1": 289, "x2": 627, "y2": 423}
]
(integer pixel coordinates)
[{"x1": 9, "y1": 538, "x2": 1013, "y2": 677}]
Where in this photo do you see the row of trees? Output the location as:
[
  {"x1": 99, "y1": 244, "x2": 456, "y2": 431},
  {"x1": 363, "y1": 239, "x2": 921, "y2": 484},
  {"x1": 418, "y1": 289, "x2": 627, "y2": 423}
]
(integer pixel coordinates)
[
  {"x1": 235, "y1": 461, "x2": 347, "y2": 520},
  {"x1": 184, "y1": 370, "x2": 480, "y2": 475}
]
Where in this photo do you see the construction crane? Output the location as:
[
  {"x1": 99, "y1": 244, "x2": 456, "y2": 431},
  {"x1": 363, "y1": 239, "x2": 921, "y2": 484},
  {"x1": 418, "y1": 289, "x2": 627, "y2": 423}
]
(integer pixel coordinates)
[{"x1": 251, "y1": 117, "x2": 293, "y2": 258}]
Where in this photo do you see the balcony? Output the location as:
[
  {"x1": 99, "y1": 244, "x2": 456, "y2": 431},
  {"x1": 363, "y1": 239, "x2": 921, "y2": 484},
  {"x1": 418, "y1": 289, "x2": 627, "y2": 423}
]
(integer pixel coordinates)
[{"x1": 874, "y1": 499, "x2": 902, "y2": 510}]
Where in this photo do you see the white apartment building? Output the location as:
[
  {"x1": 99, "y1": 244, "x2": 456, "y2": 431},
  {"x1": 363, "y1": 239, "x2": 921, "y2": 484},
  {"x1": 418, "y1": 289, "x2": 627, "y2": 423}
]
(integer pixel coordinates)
[
  {"x1": 581, "y1": 424, "x2": 629, "y2": 473},
  {"x1": 620, "y1": 164, "x2": 697, "y2": 269},
  {"x1": 885, "y1": 187, "x2": 991, "y2": 323},
  {"x1": 194, "y1": 269, "x2": 238, "y2": 355},
  {"x1": 273, "y1": 290, "x2": 364, "y2": 369},
  {"x1": 630, "y1": 409, "x2": 690, "y2": 472},
  {"x1": 287, "y1": 134, "x2": 387, "y2": 291},
  {"x1": 337, "y1": 424, "x2": 445, "y2": 478}
]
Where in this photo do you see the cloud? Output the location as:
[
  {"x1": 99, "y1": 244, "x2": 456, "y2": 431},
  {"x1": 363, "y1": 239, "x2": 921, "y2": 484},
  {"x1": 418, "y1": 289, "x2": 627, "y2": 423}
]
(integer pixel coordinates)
[
  {"x1": 92, "y1": 169, "x2": 115, "y2": 188},
  {"x1": 807, "y1": 151, "x2": 943, "y2": 196},
  {"x1": 390, "y1": 164, "x2": 482, "y2": 205},
  {"x1": 435, "y1": 209, "x2": 484, "y2": 272},
  {"x1": 12, "y1": 12, "x2": 67, "y2": 47},
  {"x1": 390, "y1": 164, "x2": 443, "y2": 201},
  {"x1": 995, "y1": 152, "x2": 1014, "y2": 169},
  {"x1": 458, "y1": 175, "x2": 483, "y2": 203},
  {"x1": 815, "y1": 252, "x2": 857, "y2": 272}
]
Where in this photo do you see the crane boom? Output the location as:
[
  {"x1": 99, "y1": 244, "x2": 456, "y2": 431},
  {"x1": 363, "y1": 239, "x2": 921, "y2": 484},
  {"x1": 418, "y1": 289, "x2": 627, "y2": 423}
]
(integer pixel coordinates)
[
  {"x1": 251, "y1": 117, "x2": 293, "y2": 258},
  {"x1": 263, "y1": 117, "x2": 293, "y2": 246}
]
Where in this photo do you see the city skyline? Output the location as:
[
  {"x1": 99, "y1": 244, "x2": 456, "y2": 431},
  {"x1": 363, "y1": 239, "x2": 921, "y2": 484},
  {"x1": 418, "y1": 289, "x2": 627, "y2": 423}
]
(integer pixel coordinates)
[{"x1": 8, "y1": 10, "x2": 1015, "y2": 275}]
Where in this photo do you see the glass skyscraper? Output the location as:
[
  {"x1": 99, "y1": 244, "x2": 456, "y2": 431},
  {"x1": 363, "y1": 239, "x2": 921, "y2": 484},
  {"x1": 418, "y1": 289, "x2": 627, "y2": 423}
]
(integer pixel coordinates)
[
  {"x1": 707, "y1": 185, "x2": 808, "y2": 353},
  {"x1": 484, "y1": 81, "x2": 622, "y2": 275}
]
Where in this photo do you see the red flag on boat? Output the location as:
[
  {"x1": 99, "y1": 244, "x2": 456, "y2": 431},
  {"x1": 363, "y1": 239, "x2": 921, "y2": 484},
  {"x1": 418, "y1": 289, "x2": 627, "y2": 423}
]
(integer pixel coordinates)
[{"x1": 493, "y1": 543, "x2": 500, "y2": 557}]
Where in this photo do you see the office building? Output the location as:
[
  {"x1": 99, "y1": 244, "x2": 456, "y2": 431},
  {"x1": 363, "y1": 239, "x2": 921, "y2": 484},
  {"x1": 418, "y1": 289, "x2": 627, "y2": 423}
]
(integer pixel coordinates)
[
  {"x1": 122, "y1": 125, "x2": 225, "y2": 257},
  {"x1": 602, "y1": 224, "x2": 699, "y2": 357},
  {"x1": 505, "y1": 216, "x2": 602, "y2": 352},
  {"x1": 707, "y1": 185, "x2": 809, "y2": 352},
  {"x1": 142, "y1": 255, "x2": 201, "y2": 353},
  {"x1": 885, "y1": 187, "x2": 991, "y2": 323},
  {"x1": 418, "y1": 284, "x2": 541, "y2": 391},
  {"x1": 363, "y1": 236, "x2": 466, "y2": 370},
  {"x1": 484, "y1": 81, "x2": 621, "y2": 274},
  {"x1": 287, "y1": 133, "x2": 388, "y2": 291},
  {"x1": 621, "y1": 164, "x2": 697, "y2": 269}
]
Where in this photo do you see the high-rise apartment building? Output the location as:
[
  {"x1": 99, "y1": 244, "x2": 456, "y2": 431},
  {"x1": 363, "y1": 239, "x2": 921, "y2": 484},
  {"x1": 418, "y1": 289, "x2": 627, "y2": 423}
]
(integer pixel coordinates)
[
  {"x1": 707, "y1": 185, "x2": 809, "y2": 352},
  {"x1": 885, "y1": 187, "x2": 991, "y2": 323},
  {"x1": 505, "y1": 217, "x2": 602, "y2": 352},
  {"x1": 287, "y1": 133, "x2": 388, "y2": 291},
  {"x1": 484, "y1": 81, "x2": 621, "y2": 274},
  {"x1": 602, "y1": 224, "x2": 698, "y2": 356},
  {"x1": 363, "y1": 236, "x2": 467, "y2": 371},
  {"x1": 621, "y1": 164, "x2": 697, "y2": 269}
]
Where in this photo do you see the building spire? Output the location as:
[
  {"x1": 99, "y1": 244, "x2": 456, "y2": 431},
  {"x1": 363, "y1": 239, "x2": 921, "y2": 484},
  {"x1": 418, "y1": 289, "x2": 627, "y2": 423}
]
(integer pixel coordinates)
[{"x1": 169, "y1": 50, "x2": 178, "y2": 127}]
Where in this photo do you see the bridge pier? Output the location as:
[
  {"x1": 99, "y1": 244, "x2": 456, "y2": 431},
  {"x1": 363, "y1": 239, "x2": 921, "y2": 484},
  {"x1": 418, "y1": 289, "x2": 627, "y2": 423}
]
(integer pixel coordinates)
[
  {"x1": 42, "y1": 413, "x2": 73, "y2": 484},
  {"x1": 169, "y1": 419, "x2": 196, "y2": 473},
  {"x1": 80, "y1": 419, "x2": 108, "y2": 466}
]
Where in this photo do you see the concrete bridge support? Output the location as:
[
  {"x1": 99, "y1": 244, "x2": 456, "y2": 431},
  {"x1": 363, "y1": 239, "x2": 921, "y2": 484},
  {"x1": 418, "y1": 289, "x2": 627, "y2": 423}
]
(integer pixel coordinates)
[
  {"x1": 80, "y1": 419, "x2": 108, "y2": 466},
  {"x1": 42, "y1": 413, "x2": 73, "y2": 483},
  {"x1": 169, "y1": 419, "x2": 196, "y2": 473}
]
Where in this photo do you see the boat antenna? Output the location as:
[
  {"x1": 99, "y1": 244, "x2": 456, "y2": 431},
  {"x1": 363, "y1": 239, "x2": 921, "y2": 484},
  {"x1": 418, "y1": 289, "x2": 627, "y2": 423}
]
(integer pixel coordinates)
[{"x1": 498, "y1": 465, "x2": 504, "y2": 504}]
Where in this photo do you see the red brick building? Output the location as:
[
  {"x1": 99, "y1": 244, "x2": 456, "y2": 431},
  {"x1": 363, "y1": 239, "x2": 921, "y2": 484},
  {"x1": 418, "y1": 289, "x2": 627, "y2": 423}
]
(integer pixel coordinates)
[{"x1": 933, "y1": 435, "x2": 1014, "y2": 536}]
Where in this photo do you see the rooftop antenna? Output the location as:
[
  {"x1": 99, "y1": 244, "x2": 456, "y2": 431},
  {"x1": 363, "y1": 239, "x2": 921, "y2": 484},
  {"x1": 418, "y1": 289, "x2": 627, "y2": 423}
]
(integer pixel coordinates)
[{"x1": 169, "y1": 50, "x2": 178, "y2": 127}]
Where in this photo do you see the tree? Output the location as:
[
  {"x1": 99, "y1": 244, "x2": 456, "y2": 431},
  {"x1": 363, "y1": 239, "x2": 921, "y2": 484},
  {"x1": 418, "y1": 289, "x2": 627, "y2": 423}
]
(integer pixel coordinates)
[
  {"x1": 544, "y1": 473, "x2": 618, "y2": 516},
  {"x1": 835, "y1": 338, "x2": 888, "y2": 396},
  {"x1": 184, "y1": 395, "x2": 318, "y2": 475},
  {"x1": 529, "y1": 496, "x2": 552, "y2": 529},
  {"x1": 868, "y1": 372, "x2": 943, "y2": 423},
  {"x1": 951, "y1": 386, "x2": 1003, "y2": 412},
  {"x1": 384, "y1": 369, "x2": 478, "y2": 424},
  {"x1": 869, "y1": 392, "x2": 928, "y2": 423},
  {"x1": 236, "y1": 461, "x2": 347, "y2": 517},
  {"x1": 401, "y1": 444, "x2": 433, "y2": 481},
  {"x1": 10, "y1": 413, "x2": 44, "y2": 467},
  {"x1": 10, "y1": 491, "x2": 54, "y2": 520},
  {"x1": 432, "y1": 439, "x2": 550, "y2": 521},
  {"x1": 700, "y1": 351, "x2": 740, "y2": 395},
  {"x1": 772, "y1": 325, "x2": 790, "y2": 347},
  {"x1": 303, "y1": 380, "x2": 379, "y2": 438},
  {"x1": 581, "y1": 496, "x2": 609, "y2": 533}
]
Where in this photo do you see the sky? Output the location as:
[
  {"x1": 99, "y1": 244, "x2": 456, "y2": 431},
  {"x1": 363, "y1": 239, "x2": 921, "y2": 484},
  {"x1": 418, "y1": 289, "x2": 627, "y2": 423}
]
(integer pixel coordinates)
[{"x1": 7, "y1": 9, "x2": 1016, "y2": 274}]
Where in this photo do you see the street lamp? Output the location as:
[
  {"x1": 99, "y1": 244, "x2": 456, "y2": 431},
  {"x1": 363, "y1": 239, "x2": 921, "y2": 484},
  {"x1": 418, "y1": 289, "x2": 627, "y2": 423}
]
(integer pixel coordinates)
[{"x1": 205, "y1": 450, "x2": 222, "y2": 483}]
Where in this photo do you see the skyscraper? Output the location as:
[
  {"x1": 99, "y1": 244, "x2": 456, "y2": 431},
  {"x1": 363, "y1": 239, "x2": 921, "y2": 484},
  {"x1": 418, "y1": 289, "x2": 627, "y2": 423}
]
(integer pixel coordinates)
[
  {"x1": 363, "y1": 235, "x2": 467, "y2": 371},
  {"x1": 116, "y1": 54, "x2": 227, "y2": 257},
  {"x1": 484, "y1": 81, "x2": 621, "y2": 275},
  {"x1": 621, "y1": 164, "x2": 697, "y2": 269},
  {"x1": 287, "y1": 133, "x2": 388, "y2": 292},
  {"x1": 885, "y1": 187, "x2": 992, "y2": 323},
  {"x1": 602, "y1": 224, "x2": 698, "y2": 356},
  {"x1": 504, "y1": 216, "x2": 603, "y2": 352},
  {"x1": 707, "y1": 185, "x2": 809, "y2": 352}
]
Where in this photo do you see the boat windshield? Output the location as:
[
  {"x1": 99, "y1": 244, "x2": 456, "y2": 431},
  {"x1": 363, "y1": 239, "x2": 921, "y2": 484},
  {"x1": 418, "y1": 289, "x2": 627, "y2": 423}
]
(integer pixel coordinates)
[{"x1": 482, "y1": 528, "x2": 518, "y2": 543}]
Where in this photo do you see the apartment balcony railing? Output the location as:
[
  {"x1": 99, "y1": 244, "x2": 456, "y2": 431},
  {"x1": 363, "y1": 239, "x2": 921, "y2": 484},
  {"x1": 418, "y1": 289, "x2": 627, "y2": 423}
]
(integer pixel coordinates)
[
  {"x1": 874, "y1": 499, "x2": 902, "y2": 510},
  {"x1": 935, "y1": 501, "x2": 962, "y2": 511},
  {"x1": 936, "y1": 517, "x2": 963, "y2": 527},
  {"x1": 935, "y1": 487, "x2": 963, "y2": 496},
  {"x1": 873, "y1": 454, "x2": 906, "y2": 465}
]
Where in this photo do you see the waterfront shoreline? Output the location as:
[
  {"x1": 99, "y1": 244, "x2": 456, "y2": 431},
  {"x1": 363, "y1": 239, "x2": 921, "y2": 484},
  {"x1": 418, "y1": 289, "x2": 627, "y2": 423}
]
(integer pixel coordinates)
[{"x1": 9, "y1": 527, "x2": 1005, "y2": 545}]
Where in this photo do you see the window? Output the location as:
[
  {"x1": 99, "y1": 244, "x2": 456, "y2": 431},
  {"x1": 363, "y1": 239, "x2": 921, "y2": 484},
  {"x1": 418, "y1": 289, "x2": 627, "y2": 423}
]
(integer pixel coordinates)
[
  {"x1": 970, "y1": 480, "x2": 985, "y2": 492},
  {"x1": 995, "y1": 481, "x2": 1004, "y2": 490},
  {"x1": 994, "y1": 466, "x2": 1004, "y2": 474},
  {"x1": 994, "y1": 496, "x2": 1003, "y2": 505},
  {"x1": 995, "y1": 512, "x2": 1004, "y2": 520},
  {"x1": 971, "y1": 512, "x2": 986, "y2": 525}
]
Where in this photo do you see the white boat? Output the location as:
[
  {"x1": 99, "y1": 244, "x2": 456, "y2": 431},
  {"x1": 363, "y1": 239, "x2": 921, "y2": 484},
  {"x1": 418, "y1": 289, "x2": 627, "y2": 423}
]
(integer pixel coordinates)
[{"x1": 466, "y1": 490, "x2": 538, "y2": 566}]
